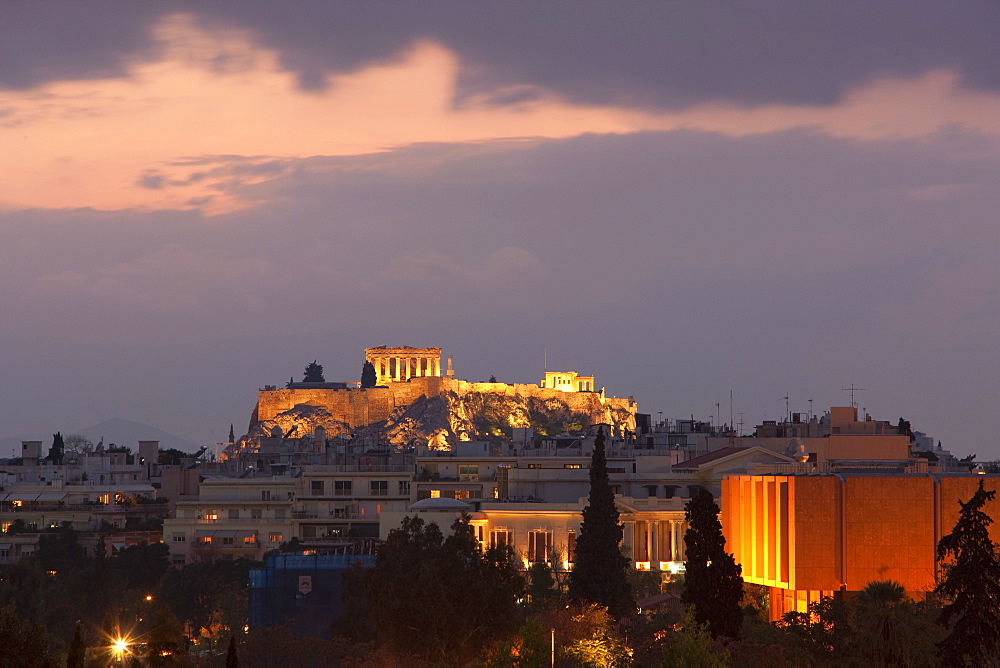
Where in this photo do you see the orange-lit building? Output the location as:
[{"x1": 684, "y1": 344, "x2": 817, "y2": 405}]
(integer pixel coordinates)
[{"x1": 722, "y1": 473, "x2": 1000, "y2": 619}]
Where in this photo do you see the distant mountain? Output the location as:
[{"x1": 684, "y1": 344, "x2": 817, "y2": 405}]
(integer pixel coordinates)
[{"x1": 0, "y1": 418, "x2": 201, "y2": 458}]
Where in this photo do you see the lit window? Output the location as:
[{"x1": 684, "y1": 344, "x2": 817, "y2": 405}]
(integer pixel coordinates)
[
  {"x1": 205, "y1": 513, "x2": 219, "y2": 521},
  {"x1": 489, "y1": 529, "x2": 513, "y2": 549},
  {"x1": 430, "y1": 490, "x2": 441, "y2": 498},
  {"x1": 201, "y1": 537, "x2": 212, "y2": 544},
  {"x1": 269, "y1": 533, "x2": 283, "y2": 542},
  {"x1": 528, "y1": 530, "x2": 553, "y2": 563},
  {"x1": 563, "y1": 464, "x2": 581, "y2": 469}
]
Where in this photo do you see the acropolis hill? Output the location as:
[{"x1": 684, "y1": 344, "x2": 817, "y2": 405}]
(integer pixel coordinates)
[{"x1": 240, "y1": 346, "x2": 636, "y2": 451}]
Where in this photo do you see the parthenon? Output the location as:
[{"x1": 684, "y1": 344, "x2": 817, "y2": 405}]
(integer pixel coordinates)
[{"x1": 365, "y1": 345, "x2": 442, "y2": 384}]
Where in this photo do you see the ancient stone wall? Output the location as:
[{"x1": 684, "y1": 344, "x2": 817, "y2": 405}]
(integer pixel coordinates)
[{"x1": 252, "y1": 376, "x2": 635, "y2": 439}]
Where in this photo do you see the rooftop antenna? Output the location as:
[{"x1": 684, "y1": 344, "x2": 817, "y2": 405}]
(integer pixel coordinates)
[
  {"x1": 779, "y1": 394, "x2": 789, "y2": 422},
  {"x1": 738, "y1": 412, "x2": 745, "y2": 436},
  {"x1": 715, "y1": 402, "x2": 721, "y2": 429},
  {"x1": 729, "y1": 390, "x2": 734, "y2": 432},
  {"x1": 842, "y1": 384, "x2": 867, "y2": 409}
]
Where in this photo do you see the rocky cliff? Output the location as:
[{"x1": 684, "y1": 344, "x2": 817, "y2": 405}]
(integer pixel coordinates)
[{"x1": 240, "y1": 377, "x2": 636, "y2": 452}]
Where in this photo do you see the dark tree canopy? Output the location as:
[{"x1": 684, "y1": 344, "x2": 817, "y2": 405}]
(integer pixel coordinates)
[
  {"x1": 935, "y1": 480, "x2": 1000, "y2": 665},
  {"x1": 303, "y1": 360, "x2": 325, "y2": 383},
  {"x1": 46, "y1": 431, "x2": 65, "y2": 464},
  {"x1": 568, "y1": 429, "x2": 634, "y2": 619},
  {"x1": 348, "y1": 514, "x2": 522, "y2": 664},
  {"x1": 683, "y1": 487, "x2": 744, "y2": 638},
  {"x1": 360, "y1": 360, "x2": 377, "y2": 388}
]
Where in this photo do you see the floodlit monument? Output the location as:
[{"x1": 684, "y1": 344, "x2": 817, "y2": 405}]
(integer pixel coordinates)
[{"x1": 364, "y1": 345, "x2": 442, "y2": 385}]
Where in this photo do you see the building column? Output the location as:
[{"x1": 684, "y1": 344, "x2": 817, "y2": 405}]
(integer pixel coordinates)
[
  {"x1": 393, "y1": 358, "x2": 400, "y2": 381},
  {"x1": 649, "y1": 520, "x2": 658, "y2": 565}
]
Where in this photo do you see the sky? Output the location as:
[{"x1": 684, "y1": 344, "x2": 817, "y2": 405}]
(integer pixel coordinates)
[{"x1": 1, "y1": 2, "x2": 998, "y2": 457}]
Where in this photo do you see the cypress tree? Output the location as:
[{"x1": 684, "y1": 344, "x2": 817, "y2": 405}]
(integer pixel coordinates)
[
  {"x1": 68, "y1": 623, "x2": 86, "y2": 668},
  {"x1": 682, "y1": 487, "x2": 744, "y2": 638},
  {"x1": 935, "y1": 480, "x2": 1000, "y2": 665},
  {"x1": 225, "y1": 633, "x2": 239, "y2": 668},
  {"x1": 568, "y1": 429, "x2": 634, "y2": 618},
  {"x1": 360, "y1": 361, "x2": 377, "y2": 388}
]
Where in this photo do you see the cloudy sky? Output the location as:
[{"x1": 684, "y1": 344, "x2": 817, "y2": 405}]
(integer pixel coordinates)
[{"x1": 2, "y1": 2, "x2": 998, "y2": 457}]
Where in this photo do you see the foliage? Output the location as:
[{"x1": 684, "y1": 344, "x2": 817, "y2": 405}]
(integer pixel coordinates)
[
  {"x1": 303, "y1": 360, "x2": 325, "y2": 383},
  {"x1": 360, "y1": 361, "x2": 377, "y2": 388},
  {"x1": 682, "y1": 488, "x2": 744, "y2": 638},
  {"x1": 239, "y1": 626, "x2": 370, "y2": 668},
  {"x1": 350, "y1": 513, "x2": 523, "y2": 664},
  {"x1": 114, "y1": 541, "x2": 170, "y2": 592},
  {"x1": 225, "y1": 634, "x2": 239, "y2": 668},
  {"x1": 47, "y1": 431, "x2": 65, "y2": 463},
  {"x1": 37, "y1": 523, "x2": 89, "y2": 575},
  {"x1": 526, "y1": 561, "x2": 560, "y2": 608},
  {"x1": 63, "y1": 433, "x2": 94, "y2": 454},
  {"x1": 145, "y1": 604, "x2": 188, "y2": 666},
  {"x1": 158, "y1": 448, "x2": 191, "y2": 465},
  {"x1": 935, "y1": 479, "x2": 1000, "y2": 665},
  {"x1": 0, "y1": 604, "x2": 49, "y2": 668},
  {"x1": 67, "y1": 623, "x2": 86, "y2": 668},
  {"x1": 160, "y1": 559, "x2": 258, "y2": 643},
  {"x1": 568, "y1": 429, "x2": 634, "y2": 619},
  {"x1": 661, "y1": 607, "x2": 730, "y2": 668},
  {"x1": 492, "y1": 602, "x2": 626, "y2": 668}
]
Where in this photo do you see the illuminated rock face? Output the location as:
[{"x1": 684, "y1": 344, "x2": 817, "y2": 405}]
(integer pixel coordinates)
[{"x1": 246, "y1": 376, "x2": 636, "y2": 451}]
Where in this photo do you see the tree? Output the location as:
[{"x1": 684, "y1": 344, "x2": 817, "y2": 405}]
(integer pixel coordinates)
[
  {"x1": 68, "y1": 623, "x2": 86, "y2": 668},
  {"x1": 0, "y1": 604, "x2": 48, "y2": 668},
  {"x1": 935, "y1": 480, "x2": 1000, "y2": 665},
  {"x1": 360, "y1": 361, "x2": 377, "y2": 388},
  {"x1": 568, "y1": 429, "x2": 634, "y2": 619},
  {"x1": 64, "y1": 434, "x2": 94, "y2": 455},
  {"x1": 47, "y1": 431, "x2": 65, "y2": 464},
  {"x1": 356, "y1": 514, "x2": 523, "y2": 664},
  {"x1": 225, "y1": 633, "x2": 239, "y2": 668},
  {"x1": 303, "y1": 360, "x2": 325, "y2": 383},
  {"x1": 682, "y1": 487, "x2": 744, "y2": 639},
  {"x1": 488, "y1": 375, "x2": 497, "y2": 383}
]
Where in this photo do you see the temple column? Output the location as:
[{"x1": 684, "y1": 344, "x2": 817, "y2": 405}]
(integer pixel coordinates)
[
  {"x1": 649, "y1": 520, "x2": 658, "y2": 565},
  {"x1": 394, "y1": 358, "x2": 400, "y2": 381},
  {"x1": 669, "y1": 521, "x2": 678, "y2": 561}
]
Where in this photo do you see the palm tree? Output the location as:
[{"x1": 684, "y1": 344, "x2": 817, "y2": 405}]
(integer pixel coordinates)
[{"x1": 853, "y1": 580, "x2": 908, "y2": 665}]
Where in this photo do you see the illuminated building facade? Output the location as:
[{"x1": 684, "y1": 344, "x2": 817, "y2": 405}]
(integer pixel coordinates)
[
  {"x1": 721, "y1": 473, "x2": 1000, "y2": 619},
  {"x1": 541, "y1": 371, "x2": 596, "y2": 393},
  {"x1": 364, "y1": 345, "x2": 442, "y2": 384}
]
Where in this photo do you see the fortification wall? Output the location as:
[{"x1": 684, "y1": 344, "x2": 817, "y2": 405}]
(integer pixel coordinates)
[{"x1": 254, "y1": 376, "x2": 635, "y2": 431}]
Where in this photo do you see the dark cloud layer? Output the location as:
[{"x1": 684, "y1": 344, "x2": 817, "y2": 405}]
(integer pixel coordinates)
[{"x1": 4, "y1": 2, "x2": 1000, "y2": 107}]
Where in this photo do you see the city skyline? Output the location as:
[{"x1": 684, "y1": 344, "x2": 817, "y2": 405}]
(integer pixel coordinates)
[{"x1": 2, "y1": 3, "x2": 998, "y2": 457}]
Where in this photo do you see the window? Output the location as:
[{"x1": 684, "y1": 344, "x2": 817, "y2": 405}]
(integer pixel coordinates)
[
  {"x1": 528, "y1": 530, "x2": 553, "y2": 563},
  {"x1": 563, "y1": 464, "x2": 581, "y2": 469},
  {"x1": 243, "y1": 535, "x2": 256, "y2": 545},
  {"x1": 567, "y1": 531, "x2": 576, "y2": 563},
  {"x1": 269, "y1": 533, "x2": 283, "y2": 542},
  {"x1": 430, "y1": 490, "x2": 441, "y2": 498},
  {"x1": 222, "y1": 537, "x2": 234, "y2": 546},
  {"x1": 229, "y1": 509, "x2": 240, "y2": 519},
  {"x1": 489, "y1": 529, "x2": 513, "y2": 549},
  {"x1": 0, "y1": 549, "x2": 9, "y2": 558},
  {"x1": 1, "y1": 522, "x2": 10, "y2": 533},
  {"x1": 527, "y1": 463, "x2": 541, "y2": 469},
  {"x1": 311, "y1": 480, "x2": 324, "y2": 495},
  {"x1": 334, "y1": 481, "x2": 352, "y2": 496},
  {"x1": 261, "y1": 490, "x2": 272, "y2": 501},
  {"x1": 201, "y1": 536, "x2": 212, "y2": 544},
  {"x1": 172, "y1": 533, "x2": 186, "y2": 542},
  {"x1": 398, "y1": 480, "x2": 410, "y2": 495},
  {"x1": 251, "y1": 509, "x2": 262, "y2": 519},
  {"x1": 454, "y1": 490, "x2": 470, "y2": 500},
  {"x1": 459, "y1": 465, "x2": 479, "y2": 481},
  {"x1": 205, "y1": 513, "x2": 218, "y2": 521},
  {"x1": 370, "y1": 481, "x2": 388, "y2": 496}
]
